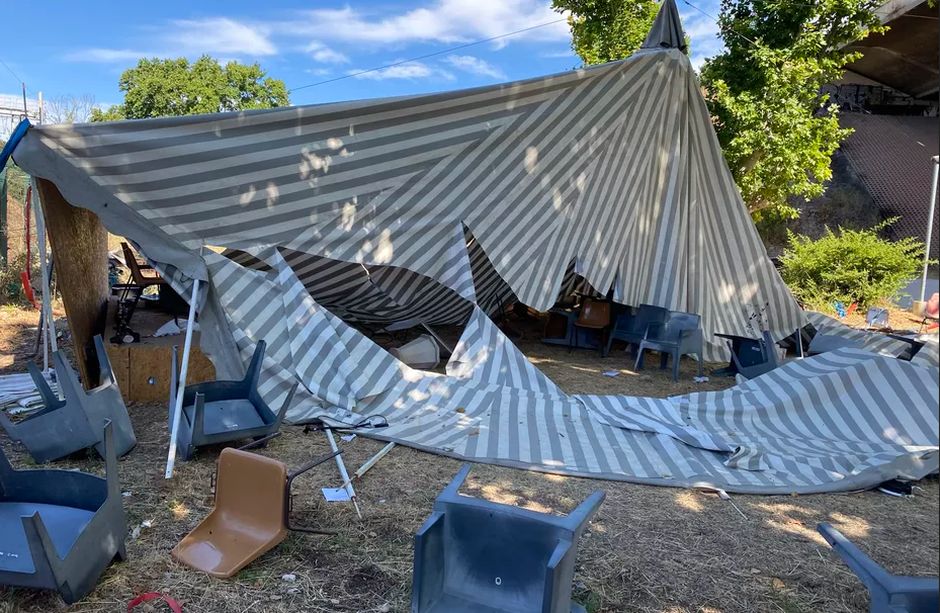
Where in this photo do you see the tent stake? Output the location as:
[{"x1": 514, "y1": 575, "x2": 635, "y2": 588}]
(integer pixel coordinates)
[
  {"x1": 165, "y1": 278, "x2": 201, "y2": 479},
  {"x1": 325, "y1": 428, "x2": 362, "y2": 519}
]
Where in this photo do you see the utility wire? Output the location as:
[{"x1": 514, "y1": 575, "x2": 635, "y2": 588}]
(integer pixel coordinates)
[
  {"x1": 289, "y1": 17, "x2": 567, "y2": 93},
  {"x1": 0, "y1": 56, "x2": 23, "y2": 88}
]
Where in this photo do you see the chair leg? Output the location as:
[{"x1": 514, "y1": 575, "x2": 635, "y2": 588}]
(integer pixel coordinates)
[
  {"x1": 634, "y1": 346, "x2": 645, "y2": 371},
  {"x1": 697, "y1": 355, "x2": 704, "y2": 378},
  {"x1": 659, "y1": 352, "x2": 669, "y2": 370},
  {"x1": 672, "y1": 352, "x2": 680, "y2": 382}
]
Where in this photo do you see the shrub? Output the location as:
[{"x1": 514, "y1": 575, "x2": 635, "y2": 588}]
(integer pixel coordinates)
[
  {"x1": 0, "y1": 252, "x2": 38, "y2": 305},
  {"x1": 779, "y1": 219, "x2": 929, "y2": 310}
]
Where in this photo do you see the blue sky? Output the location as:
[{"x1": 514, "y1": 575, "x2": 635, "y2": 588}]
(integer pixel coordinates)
[{"x1": 0, "y1": 0, "x2": 723, "y2": 114}]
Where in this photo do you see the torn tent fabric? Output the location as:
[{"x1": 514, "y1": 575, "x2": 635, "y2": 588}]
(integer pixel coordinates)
[{"x1": 12, "y1": 0, "x2": 936, "y2": 494}]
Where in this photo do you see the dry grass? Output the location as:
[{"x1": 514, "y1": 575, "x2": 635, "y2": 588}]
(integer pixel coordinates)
[{"x1": 0, "y1": 306, "x2": 937, "y2": 612}]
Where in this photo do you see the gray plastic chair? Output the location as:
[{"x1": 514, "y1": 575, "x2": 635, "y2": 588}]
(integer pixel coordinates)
[
  {"x1": 411, "y1": 464, "x2": 605, "y2": 613},
  {"x1": 817, "y1": 523, "x2": 938, "y2": 613},
  {"x1": 168, "y1": 340, "x2": 294, "y2": 461},
  {"x1": 0, "y1": 336, "x2": 136, "y2": 463},
  {"x1": 0, "y1": 421, "x2": 127, "y2": 604},
  {"x1": 607, "y1": 304, "x2": 669, "y2": 356},
  {"x1": 634, "y1": 310, "x2": 704, "y2": 381}
]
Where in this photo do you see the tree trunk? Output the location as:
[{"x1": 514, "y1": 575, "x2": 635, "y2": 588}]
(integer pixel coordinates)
[{"x1": 36, "y1": 179, "x2": 109, "y2": 388}]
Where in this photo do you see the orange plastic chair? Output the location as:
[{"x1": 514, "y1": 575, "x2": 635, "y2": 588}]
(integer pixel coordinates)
[
  {"x1": 569, "y1": 298, "x2": 612, "y2": 356},
  {"x1": 172, "y1": 446, "x2": 339, "y2": 578}
]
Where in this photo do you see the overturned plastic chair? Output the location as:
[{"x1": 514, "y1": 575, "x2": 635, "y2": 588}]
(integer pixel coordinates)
[
  {"x1": 0, "y1": 421, "x2": 127, "y2": 604},
  {"x1": 168, "y1": 340, "x2": 293, "y2": 460},
  {"x1": 0, "y1": 335, "x2": 136, "y2": 463},
  {"x1": 817, "y1": 523, "x2": 939, "y2": 613},
  {"x1": 634, "y1": 310, "x2": 704, "y2": 381},
  {"x1": 411, "y1": 464, "x2": 605, "y2": 613},
  {"x1": 172, "y1": 445, "x2": 340, "y2": 578}
]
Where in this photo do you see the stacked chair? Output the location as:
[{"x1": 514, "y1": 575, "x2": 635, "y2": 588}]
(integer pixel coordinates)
[
  {"x1": 606, "y1": 304, "x2": 669, "y2": 356},
  {"x1": 411, "y1": 464, "x2": 604, "y2": 613},
  {"x1": 168, "y1": 340, "x2": 293, "y2": 460},
  {"x1": 0, "y1": 421, "x2": 128, "y2": 604},
  {"x1": 633, "y1": 310, "x2": 704, "y2": 381},
  {"x1": 172, "y1": 445, "x2": 340, "y2": 577},
  {"x1": 0, "y1": 335, "x2": 136, "y2": 462},
  {"x1": 817, "y1": 523, "x2": 938, "y2": 613}
]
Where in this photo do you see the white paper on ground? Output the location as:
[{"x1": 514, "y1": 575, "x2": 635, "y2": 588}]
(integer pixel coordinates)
[
  {"x1": 322, "y1": 487, "x2": 352, "y2": 502},
  {"x1": 340, "y1": 433, "x2": 357, "y2": 442},
  {"x1": 602, "y1": 370, "x2": 620, "y2": 377}
]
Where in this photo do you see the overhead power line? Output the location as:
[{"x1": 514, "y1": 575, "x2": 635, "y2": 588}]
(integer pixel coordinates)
[
  {"x1": 288, "y1": 17, "x2": 568, "y2": 93},
  {"x1": 0, "y1": 56, "x2": 23, "y2": 88}
]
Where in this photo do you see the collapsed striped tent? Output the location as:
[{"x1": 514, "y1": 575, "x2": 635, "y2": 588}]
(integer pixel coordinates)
[
  {"x1": 17, "y1": 1, "x2": 935, "y2": 493},
  {"x1": 13, "y1": 0, "x2": 802, "y2": 370}
]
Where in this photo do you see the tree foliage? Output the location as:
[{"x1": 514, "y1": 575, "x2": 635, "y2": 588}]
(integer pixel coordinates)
[
  {"x1": 780, "y1": 219, "x2": 928, "y2": 309},
  {"x1": 553, "y1": 0, "x2": 885, "y2": 228},
  {"x1": 700, "y1": 0, "x2": 883, "y2": 220},
  {"x1": 552, "y1": 0, "x2": 659, "y2": 64},
  {"x1": 91, "y1": 56, "x2": 289, "y2": 121}
]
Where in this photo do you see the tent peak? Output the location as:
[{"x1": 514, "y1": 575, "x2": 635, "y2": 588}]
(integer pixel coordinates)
[{"x1": 641, "y1": 0, "x2": 688, "y2": 52}]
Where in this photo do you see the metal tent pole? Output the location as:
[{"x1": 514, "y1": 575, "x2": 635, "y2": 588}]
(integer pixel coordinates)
[
  {"x1": 919, "y1": 156, "x2": 939, "y2": 303},
  {"x1": 165, "y1": 277, "x2": 201, "y2": 479}
]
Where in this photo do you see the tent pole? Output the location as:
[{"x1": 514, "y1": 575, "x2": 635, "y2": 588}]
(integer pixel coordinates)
[
  {"x1": 325, "y1": 428, "x2": 362, "y2": 519},
  {"x1": 339, "y1": 442, "x2": 396, "y2": 490},
  {"x1": 165, "y1": 277, "x2": 201, "y2": 479},
  {"x1": 919, "y1": 156, "x2": 939, "y2": 303},
  {"x1": 31, "y1": 179, "x2": 57, "y2": 370}
]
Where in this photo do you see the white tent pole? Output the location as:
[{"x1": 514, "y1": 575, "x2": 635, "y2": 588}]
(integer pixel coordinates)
[
  {"x1": 164, "y1": 277, "x2": 201, "y2": 479},
  {"x1": 31, "y1": 179, "x2": 57, "y2": 370},
  {"x1": 919, "y1": 156, "x2": 939, "y2": 303},
  {"x1": 325, "y1": 428, "x2": 362, "y2": 519},
  {"x1": 339, "y1": 442, "x2": 396, "y2": 489}
]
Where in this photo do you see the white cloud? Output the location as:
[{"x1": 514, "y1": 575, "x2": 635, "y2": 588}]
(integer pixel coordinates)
[
  {"x1": 305, "y1": 41, "x2": 349, "y2": 64},
  {"x1": 677, "y1": 8, "x2": 724, "y2": 70},
  {"x1": 65, "y1": 17, "x2": 275, "y2": 63},
  {"x1": 168, "y1": 18, "x2": 276, "y2": 55},
  {"x1": 281, "y1": 0, "x2": 569, "y2": 47},
  {"x1": 65, "y1": 48, "x2": 148, "y2": 63},
  {"x1": 444, "y1": 54, "x2": 506, "y2": 80},
  {"x1": 350, "y1": 61, "x2": 454, "y2": 81}
]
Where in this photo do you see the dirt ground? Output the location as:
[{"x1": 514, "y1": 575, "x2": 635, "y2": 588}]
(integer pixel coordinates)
[{"x1": 0, "y1": 304, "x2": 937, "y2": 613}]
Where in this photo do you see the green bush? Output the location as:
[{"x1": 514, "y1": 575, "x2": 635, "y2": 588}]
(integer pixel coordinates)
[
  {"x1": 0, "y1": 252, "x2": 38, "y2": 305},
  {"x1": 779, "y1": 219, "x2": 929, "y2": 309}
]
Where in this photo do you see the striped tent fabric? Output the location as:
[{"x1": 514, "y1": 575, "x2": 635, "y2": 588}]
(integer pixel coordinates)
[
  {"x1": 16, "y1": 1, "x2": 935, "y2": 494},
  {"x1": 12, "y1": 8, "x2": 803, "y2": 362},
  {"x1": 151, "y1": 237, "x2": 939, "y2": 493},
  {"x1": 805, "y1": 311, "x2": 927, "y2": 358}
]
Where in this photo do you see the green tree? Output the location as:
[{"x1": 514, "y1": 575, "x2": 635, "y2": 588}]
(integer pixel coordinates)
[
  {"x1": 553, "y1": 0, "x2": 885, "y2": 232},
  {"x1": 700, "y1": 0, "x2": 883, "y2": 223},
  {"x1": 90, "y1": 55, "x2": 289, "y2": 121},
  {"x1": 552, "y1": 0, "x2": 659, "y2": 65}
]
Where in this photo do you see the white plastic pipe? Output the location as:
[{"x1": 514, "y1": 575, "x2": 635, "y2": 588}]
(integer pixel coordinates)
[
  {"x1": 31, "y1": 179, "x2": 57, "y2": 372},
  {"x1": 325, "y1": 428, "x2": 362, "y2": 519},
  {"x1": 339, "y1": 442, "x2": 396, "y2": 489},
  {"x1": 919, "y1": 156, "x2": 939, "y2": 303},
  {"x1": 164, "y1": 278, "x2": 200, "y2": 479}
]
